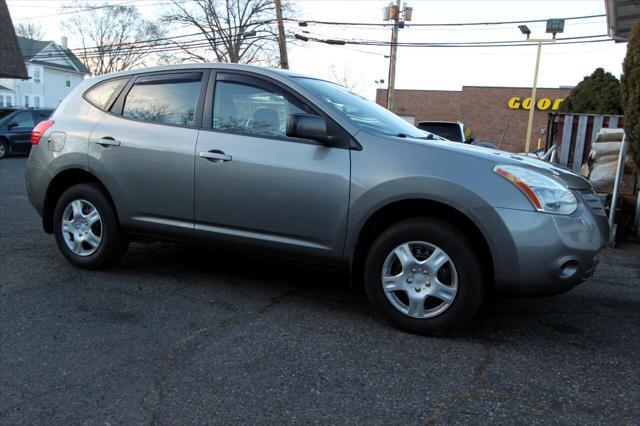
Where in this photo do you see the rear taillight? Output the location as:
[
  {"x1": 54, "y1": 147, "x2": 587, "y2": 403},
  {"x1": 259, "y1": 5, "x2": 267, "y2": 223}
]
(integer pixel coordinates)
[{"x1": 31, "y1": 120, "x2": 54, "y2": 145}]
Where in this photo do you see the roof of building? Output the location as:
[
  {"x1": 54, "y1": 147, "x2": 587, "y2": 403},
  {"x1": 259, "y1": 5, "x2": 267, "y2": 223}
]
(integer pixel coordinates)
[
  {"x1": 0, "y1": 85, "x2": 15, "y2": 92},
  {"x1": 605, "y1": 0, "x2": 640, "y2": 41},
  {"x1": 0, "y1": 3, "x2": 28, "y2": 79},
  {"x1": 17, "y1": 36, "x2": 90, "y2": 74}
]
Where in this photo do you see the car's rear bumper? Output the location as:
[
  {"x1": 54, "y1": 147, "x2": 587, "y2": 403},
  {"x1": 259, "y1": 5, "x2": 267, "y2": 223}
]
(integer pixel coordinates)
[
  {"x1": 479, "y1": 204, "x2": 609, "y2": 296},
  {"x1": 25, "y1": 145, "x2": 49, "y2": 217}
]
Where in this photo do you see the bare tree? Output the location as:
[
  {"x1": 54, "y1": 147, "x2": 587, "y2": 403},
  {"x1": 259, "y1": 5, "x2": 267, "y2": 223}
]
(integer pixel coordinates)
[
  {"x1": 162, "y1": 0, "x2": 288, "y2": 65},
  {"x1": 15, "y1": 22, "x2": 45, "y2": 40},
  {"x1": 329, "y1": 63, "x2": 363, "y2": 94},
  {"x1": 65, "y1": 3, "x2": 165, "y2": 75}
]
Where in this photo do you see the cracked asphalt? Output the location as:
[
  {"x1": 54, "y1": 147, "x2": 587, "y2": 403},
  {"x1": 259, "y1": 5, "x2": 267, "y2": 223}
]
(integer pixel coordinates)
[{"x1": 1, "y1": 157, "x2": 639, "y2": 425}]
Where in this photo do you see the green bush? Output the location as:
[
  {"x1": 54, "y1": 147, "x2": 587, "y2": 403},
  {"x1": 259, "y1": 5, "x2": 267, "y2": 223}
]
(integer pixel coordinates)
[
  {"x1": 622, "y1": 19, "x2": 640, "y2": 167},
  {"x1": 560, "y1": 68, "x2": 623, "y2": 115}
]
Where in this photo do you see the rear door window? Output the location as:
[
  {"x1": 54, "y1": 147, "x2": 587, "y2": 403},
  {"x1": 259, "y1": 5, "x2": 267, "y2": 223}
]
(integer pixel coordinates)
[
  {"x1": 122, "y1": 73, "x2": 202, "y2": 127},
  {"x1": 9, "y1": 111, "x2": 35, "y2": 129},
  {"x1": 84, "y1": 78, "x2": 128, "y2": 111}
]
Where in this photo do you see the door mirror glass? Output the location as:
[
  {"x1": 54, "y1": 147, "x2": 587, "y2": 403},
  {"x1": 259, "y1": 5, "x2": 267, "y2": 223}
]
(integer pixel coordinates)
[{"x1": 286, "y1": 114, "x2": 332, "y2": 144}]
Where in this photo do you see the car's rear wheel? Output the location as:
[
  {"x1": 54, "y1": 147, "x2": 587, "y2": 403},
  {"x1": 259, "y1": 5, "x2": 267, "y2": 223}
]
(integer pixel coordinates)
[
  {"x1": 364, "y1": 217, "x2": 484, "y2": 335},
  {"x1": 0, "y1": 140, "x2": 8, "y2": 159},
  {"x1": 53, "y1": 183, "x2": 128, "y2": 269}
]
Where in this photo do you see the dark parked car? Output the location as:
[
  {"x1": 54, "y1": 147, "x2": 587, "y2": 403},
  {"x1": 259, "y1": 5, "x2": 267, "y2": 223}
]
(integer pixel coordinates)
[
  {"x1": 416, "y1": 120, "x2": 498, "y2": 149},
  {"x1": 0, "y1": 108, "x2": 53, "y2": 158}
]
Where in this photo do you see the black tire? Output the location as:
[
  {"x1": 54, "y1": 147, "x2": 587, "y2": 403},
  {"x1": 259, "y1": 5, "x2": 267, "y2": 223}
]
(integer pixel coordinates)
[
  {"x1": 364, "y1": 217, "x2": 484, "y2": 335},
  {"x1": 53, "y1": 183, "x2": 128, "y2": 269},
  {"x1": 0, "y1": 140, "x2": 8, "y2": 159}
]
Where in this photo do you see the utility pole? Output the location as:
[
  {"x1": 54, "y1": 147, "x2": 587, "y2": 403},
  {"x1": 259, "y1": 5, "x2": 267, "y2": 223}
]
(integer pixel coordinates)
[
  {"x1": 383, "y1": 1, "x2": 411, "y2": 112},
  {"x1": 274, "y1": 0, "x2": 289, "y2": 69}
]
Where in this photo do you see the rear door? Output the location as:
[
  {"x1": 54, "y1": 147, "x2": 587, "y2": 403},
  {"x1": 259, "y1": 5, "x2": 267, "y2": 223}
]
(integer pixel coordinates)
[
  {"x1": 6, "y1": 111, "x2": 34, "y2": 153},
  {"x1": 193, "y1": 72, "x2": 351, "y2": 263},
  {"x1": 88, "y1": 71, "x2": 208, "y2": 241}
]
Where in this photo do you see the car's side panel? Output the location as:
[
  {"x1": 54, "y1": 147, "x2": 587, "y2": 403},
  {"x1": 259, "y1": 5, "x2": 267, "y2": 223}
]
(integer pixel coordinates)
[
  {"x1": 84, "y1": 71, "x2": 209, "y2": 242},
  {"x1": 87, "y1": 113, "x2": 199, "y2": 242},
  {"x1": 26, "y1": 95, "x2": 105, "y2": 216},
  {"x1": 193, "y1": 71, "x2": 351, "y2": 264}
]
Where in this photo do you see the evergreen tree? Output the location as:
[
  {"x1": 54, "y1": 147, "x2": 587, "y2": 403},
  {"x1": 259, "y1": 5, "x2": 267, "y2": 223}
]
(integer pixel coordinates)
[
  {"x1": 622, "y1": 19, "x2": 640, "y2": 167},
  {"x1": 560, "y1": 68, "x2": 623, "y2": 115}
]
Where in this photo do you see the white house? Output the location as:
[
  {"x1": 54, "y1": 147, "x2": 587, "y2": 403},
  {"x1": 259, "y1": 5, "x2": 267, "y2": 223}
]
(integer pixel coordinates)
[{"x1": 0, "y1": 36, "x2": 89, "y2": 109}]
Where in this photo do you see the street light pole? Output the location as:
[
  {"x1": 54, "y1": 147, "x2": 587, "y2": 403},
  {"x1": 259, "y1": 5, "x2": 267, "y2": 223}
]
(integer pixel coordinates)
[
  {"x1": 523, "y1": 38, "x2": 555, "y2": 154},
  {"x1": 524, "y1": 40, "x2": 543, "y2": 155},
  {"x1": 520, "y1": 18, "x2": 564, "y2": 154}
]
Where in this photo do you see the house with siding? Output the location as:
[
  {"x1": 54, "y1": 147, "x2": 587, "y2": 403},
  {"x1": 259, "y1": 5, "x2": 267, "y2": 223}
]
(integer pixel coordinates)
[{"x1": 0, "y1": 36, "x2": 89, "y2": 109}]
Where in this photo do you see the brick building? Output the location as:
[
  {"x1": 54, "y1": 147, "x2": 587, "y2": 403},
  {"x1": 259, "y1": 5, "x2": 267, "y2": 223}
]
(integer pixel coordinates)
[{"x1": 376, "y1": 86, "x2": 572, "y2": 153}]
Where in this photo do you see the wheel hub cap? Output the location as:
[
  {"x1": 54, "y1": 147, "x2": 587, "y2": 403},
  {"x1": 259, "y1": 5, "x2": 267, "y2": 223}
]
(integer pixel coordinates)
[
  {"x1": 381, "y1": 241, "x2": 459, "y2": 319},
  {"x1": 61, "y1": 199, "x2": 103, "y2": 256}
]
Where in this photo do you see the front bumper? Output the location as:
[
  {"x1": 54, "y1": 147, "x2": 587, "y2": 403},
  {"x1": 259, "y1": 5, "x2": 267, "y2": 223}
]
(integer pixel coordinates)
[{"x1": 480, "y1": 203, "x2": 609, "y2": 296}]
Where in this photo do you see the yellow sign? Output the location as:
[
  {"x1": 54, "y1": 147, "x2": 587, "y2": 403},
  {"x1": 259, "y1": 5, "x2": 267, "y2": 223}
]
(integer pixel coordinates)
[{"x1": 507, "y1": 96, "x2": 564, "y2": 111}]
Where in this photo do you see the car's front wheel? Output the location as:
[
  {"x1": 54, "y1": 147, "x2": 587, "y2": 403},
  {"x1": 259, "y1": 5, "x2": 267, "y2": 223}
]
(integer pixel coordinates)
[
  {"x1": 53, "y1": 183, "x2": 128, "y2": 269},
  {"x1": 364, "y1": 218, "x2": 484, "y2": 335}
]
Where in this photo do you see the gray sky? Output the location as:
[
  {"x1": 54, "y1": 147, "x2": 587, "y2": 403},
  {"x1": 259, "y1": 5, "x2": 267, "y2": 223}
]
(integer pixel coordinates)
[{"x1": 7, "y1": 0, "x2": 629, "y2": 99}]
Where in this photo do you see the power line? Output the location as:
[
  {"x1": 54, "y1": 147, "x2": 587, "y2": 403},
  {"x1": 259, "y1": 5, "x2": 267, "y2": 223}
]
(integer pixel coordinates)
[
  {"x1": 12, "y1": 0, "x2": 186, "y2": 20},
  {"x1": 287, "y1": 14, "x2": 606, "y2": 28},
  {"x1": 294, "y1": 33, "x2": 611, "y2": 47},
  {"x1": 293, "y1": 33, "x2": 614, "y2": 49}
]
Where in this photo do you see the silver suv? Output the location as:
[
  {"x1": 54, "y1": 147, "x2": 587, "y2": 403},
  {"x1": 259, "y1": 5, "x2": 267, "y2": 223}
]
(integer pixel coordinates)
[{"x1": 26, "y1": 64, "x2": 609, "y2": 334}]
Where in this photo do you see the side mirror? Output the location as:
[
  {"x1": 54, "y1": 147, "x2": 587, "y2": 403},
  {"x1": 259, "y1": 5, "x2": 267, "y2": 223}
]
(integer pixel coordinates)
[{"x1": 286, "y1": 113, "x2": 334, "y2": 145}]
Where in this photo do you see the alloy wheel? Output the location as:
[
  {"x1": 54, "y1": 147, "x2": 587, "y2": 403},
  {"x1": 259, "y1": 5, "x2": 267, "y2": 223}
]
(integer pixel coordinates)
[
  {"x1": 61, "y1": 199, "x2": 103, "y2": 256},
  {"x1": 381, "y1": 241, "x2": 458, "y2": 318}
]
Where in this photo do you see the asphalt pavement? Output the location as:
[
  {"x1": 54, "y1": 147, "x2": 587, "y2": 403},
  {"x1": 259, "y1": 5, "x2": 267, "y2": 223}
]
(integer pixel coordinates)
[{"x1": 1, "y1": 156, "x2": 639, "y2": 425}]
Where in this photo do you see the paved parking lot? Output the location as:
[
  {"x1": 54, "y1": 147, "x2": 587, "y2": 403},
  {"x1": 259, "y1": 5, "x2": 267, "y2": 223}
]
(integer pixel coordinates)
[{"x1": 1, "y1": 156, "x2": 639, "y2": 425}]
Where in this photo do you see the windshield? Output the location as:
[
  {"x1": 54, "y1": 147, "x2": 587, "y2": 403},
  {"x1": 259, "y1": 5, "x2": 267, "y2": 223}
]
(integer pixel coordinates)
[
  {"x1": 295, "y1": 77, "x2": 430, "y2": 139},
  {"x1": 416, "y1": 122, "x2": 463, "y2": 142}
]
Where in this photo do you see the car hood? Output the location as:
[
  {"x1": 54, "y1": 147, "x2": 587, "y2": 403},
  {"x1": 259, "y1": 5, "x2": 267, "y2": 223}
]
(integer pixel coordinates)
[{"x1": 411, "y1": 137, "x2": 592, "y2": 190}]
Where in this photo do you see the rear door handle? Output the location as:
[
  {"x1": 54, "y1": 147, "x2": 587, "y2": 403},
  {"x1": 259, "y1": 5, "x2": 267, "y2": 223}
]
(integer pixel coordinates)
[
  {"x1": 94, "y1": 136, "x2": 121, "y2": 147},
  {"x1": 199, "y1": 150, "x2": 232, "y2": 163}
]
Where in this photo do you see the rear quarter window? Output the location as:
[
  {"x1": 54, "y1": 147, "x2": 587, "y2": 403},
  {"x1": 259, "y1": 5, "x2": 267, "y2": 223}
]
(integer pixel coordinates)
[
  {"x1": 122, "y1": 72, "x2": 202, "y2": 127},
  {"x1": 84, "y1": 78, "x2": 128, "y2": 111}
]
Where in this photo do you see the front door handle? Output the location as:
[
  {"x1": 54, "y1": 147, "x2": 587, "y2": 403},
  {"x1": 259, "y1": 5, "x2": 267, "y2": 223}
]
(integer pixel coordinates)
[
  {"x1": 199, "y1": 150, "x2": 232, "y2": 163},
  {"x1": 94, "y1": 136, "x2": 121, "y2": 147}
]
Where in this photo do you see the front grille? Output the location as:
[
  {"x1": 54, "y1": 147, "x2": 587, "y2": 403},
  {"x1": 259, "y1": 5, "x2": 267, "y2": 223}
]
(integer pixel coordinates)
[{"x1": 578, "y1": 189, "x2": 606, "y2": 216}]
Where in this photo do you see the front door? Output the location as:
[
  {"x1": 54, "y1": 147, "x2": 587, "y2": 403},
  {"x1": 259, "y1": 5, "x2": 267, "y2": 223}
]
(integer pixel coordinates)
[
  {"x1": 88, "y1": 71, "x2": 207, "y2": 241},
  {"x1": 194, "y1": 72, "x2": 351, "y2": 263}
]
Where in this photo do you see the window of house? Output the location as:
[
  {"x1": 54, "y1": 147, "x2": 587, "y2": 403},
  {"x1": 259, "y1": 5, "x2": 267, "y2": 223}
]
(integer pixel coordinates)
[
  {"x1": 6, "y1": 96, "x2": 12, "y2": 107},
  {"x1": 24, "y1": 96, "x2": 29, "y2": 108},
  {"x1": 84, "y1": 78, "x2": 127, "y2": 111},
  {"x1": 34, "y1": 70, "x2": 40, "y2": 83},
  {"x1": 122, "y1": 73, "x2": 202, "y2": 127},
  {"x1": 65, "y1": 74, "x2": 71, "y2": 88},
  {"x1": 34, "y1": 96, "x2": 40, "y2": 108},
  {"x1": 0, "y1": 96, "x2": 4, "y2": 107},
  {"x1": 212, "y1": 79, "x2": 311, "y2": 138}
]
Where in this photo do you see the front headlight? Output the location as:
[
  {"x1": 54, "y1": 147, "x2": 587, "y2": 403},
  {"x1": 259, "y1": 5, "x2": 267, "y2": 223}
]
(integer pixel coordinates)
[{"x1": 494, "y1": 165, "x2": 578, "y2": 215}]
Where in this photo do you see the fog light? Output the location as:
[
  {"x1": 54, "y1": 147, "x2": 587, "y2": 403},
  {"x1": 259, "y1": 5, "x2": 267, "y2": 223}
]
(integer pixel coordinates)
[{"x1": 559, "y1": 259, "x2": 579, "y2": 279}]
